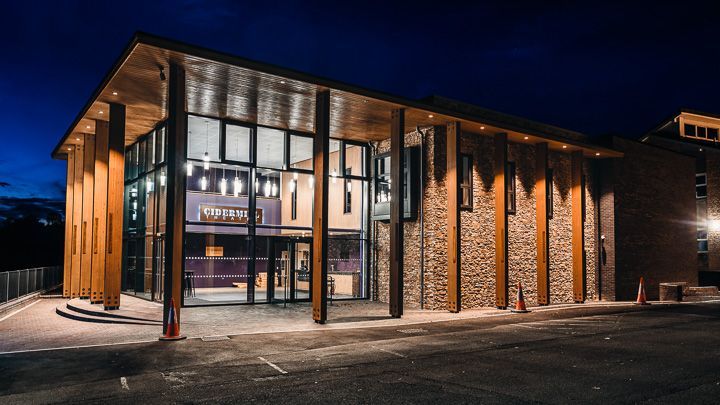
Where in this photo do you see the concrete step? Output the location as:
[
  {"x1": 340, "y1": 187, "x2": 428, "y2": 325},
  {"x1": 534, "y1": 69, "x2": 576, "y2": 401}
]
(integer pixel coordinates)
[
  {"x1": 65, "y1": 299, "x2": 161, "y2": 323},
  {"x1": 55, "y1": 301, "x2": 161, "y2": 325},
  {"x1": 686, "y1": 286, "x2": 720, "y2": 296},
  {"x1": 682, "y1": 296, "x2": 720, "y2": 302}
]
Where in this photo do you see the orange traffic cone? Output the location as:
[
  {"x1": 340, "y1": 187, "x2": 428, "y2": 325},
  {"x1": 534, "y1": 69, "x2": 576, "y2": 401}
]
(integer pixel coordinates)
[
  {"x1": 159, "y1": 298, "x2": 187, "y2": 341},
  {"x1": 634, "y1": 277, "x2": 651, "y2": 305},
  {"x1": 511, "y1": 282, "x2": 530, "y2": 313}
]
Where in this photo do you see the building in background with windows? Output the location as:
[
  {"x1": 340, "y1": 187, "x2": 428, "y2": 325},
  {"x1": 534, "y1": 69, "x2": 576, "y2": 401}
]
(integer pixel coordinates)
[
  {"x1": 641, "y1": 109, "x2": 720, "y2": 286},
  {"x1": 52, "y1": 33, "x2": 702, "y2": 327}
]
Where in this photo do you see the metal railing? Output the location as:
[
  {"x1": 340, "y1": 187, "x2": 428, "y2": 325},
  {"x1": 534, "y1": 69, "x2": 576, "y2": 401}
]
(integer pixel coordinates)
[{"x1": 0, "y1": 266, "x2": 62, "y2": 305}]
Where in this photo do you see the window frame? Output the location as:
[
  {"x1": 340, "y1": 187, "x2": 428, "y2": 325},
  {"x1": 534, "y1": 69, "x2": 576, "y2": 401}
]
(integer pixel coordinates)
[
  {"x1": 344, "y1": 167, "x2": 352, "y2": 214},
  {"x1": 506, "y1": 161, "x2": 517, "y2": 215},
  {"x1": 460, "y1": 154, "x2": 473, "y2": 210}
]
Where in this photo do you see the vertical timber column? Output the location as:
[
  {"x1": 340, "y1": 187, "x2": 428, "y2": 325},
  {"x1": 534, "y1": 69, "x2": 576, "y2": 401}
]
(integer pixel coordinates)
[
  {"x1": 389, "y1": 108, "x2": 405, "y2": 318},
  {"x1": 104, "y1": 103, "x2": 125, "y2": 310},
  {"x1": 494, "y1": 133, "x2": 508, "y2": 309},
  {"x1": 63, "y1": 147, "x2": 76, "y2": 297},
  {"x1": 446, "y1": 121, "x2": 461, "y2": 313},
  {"x1": 70, "y1": 143, "x2": 84, "y2": 298},
  {"x1": 536, "y1": 143, "x2": 550, "y2": 305},
  {"x1": 164, "y1": 63, "x2": 187, "y2": 331},
  {"x1": 571, "y1": 151, "x2": 586, "y2": 302},
  {"x1": 312, "y1": 90, "x2": 330, "y2": 324},
  {"x1": 80, "y1": 134, "x2": 95, "y2": 298},
  {"x1": 91, "y1": 121, "x2": 109, "y2": 304}
]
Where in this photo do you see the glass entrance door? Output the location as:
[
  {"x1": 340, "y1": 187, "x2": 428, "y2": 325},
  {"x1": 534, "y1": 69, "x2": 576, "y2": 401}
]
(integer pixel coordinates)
[{"x1": 268, "y1": 238, "x2": 311, "y2": 303}]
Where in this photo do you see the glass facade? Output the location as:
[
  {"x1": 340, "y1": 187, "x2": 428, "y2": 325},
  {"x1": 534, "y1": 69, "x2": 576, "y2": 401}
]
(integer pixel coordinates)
[
  {"x1": 121, "y1": 124, "x2": 167, "y2": 301},
  {"x1": 182, "y1": 114, "x2": 370, "y2": 306}
]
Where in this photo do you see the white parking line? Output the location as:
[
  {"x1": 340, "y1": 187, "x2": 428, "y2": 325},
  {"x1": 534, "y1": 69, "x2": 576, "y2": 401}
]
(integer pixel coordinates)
[
  {"x1": 258, "y1": 356, "x2": 288, "y2": 374},
  {"x1": 372, "y1": 345, "x2": 407, "y2": 358},
  {"x1": 0, "y1": 300, "x2": 40, "y2": 322}
]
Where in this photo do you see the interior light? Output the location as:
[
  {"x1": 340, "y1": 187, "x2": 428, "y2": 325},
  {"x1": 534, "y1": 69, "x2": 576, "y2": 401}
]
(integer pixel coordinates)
[
  {"x1": 220, "y1": 178, "x2": 228, "y2": 196},
  {"x1": 523, "y1": 136, "x2": 529, "y2": 140},
  {"x1": 347, "y1": 181, "x2": 352, "y2": 192},
  {"x1": 264, "y1": 179, "x2": 271, "y2": 196},
  {"x1": 562, "y1": 145, "x2": 567, "y2": 149},
  {"x1": 86, "y1": 125, "x2": 91, "y2": 129},
  {"x1": 255, "y1": 178, "x2": 259, "y2": 193},
  {"x1": 67, "y1": 147, "x2": 72, "y2": 151},
  {"x1": 112, "y1": 91, "x2": 118, "y2": 96},
  {"x1": 186, "y1": 161, "x2": 193, "y2": 176},
  {"x1": 271, "y1": 182, "x2": 278, "y2": 197},
  {"x1": 308, "y1": 176, "x2": 314, "y2": 188},
  {"x1": 280, "y1": 80, "x2": 286, "y2": 84},
  {"x1": 76, "y1": 138, "x2": 80, "y2": 141},
  {"x1": 289, "y1": 179, "x2": 296, "y2": 193},
  {"x1": 203, "y1": 152, "x2": 210, "y2": 170},
  {"x1": 98, "y1": 111, "x2": 103, "y2": 114},
  {"x1": 233, "y1": 177, "x2": 242, "y2": 197},
  {"x1": 480, "y1": 126, "x2": 485, "y2": 130},
  {"x1": 293, "y1": 172, "x2": 298, "y2": 180},
  {"x1": 331, "y1": 169, "x2": 337, "y2": 184},
  {"x1": 595, "y1": 152, "x2": 600, "y2": 156},
  {"x1": 428, "y1": 114, "x2": 434, "y2": 118},
  {"x1": 147, "y1": 179, "x2": 154, "y2": 193},
  {"x1": 160, "y1": 173, "x2": 166, "y2": 186},
  {"x1": 200, "y1": 176, "x2": 208, "y2": 191}
]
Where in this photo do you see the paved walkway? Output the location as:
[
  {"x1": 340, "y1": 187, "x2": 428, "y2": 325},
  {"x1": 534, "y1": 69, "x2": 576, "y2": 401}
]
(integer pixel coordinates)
[{"x1": 0, "y1": 294, "x2": 650, "y2": 354}]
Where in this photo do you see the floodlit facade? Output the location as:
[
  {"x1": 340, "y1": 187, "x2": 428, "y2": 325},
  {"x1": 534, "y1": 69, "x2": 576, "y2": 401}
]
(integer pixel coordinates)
[{"x1": 52, "y1": 33, "x2": 698, "y2": 331}]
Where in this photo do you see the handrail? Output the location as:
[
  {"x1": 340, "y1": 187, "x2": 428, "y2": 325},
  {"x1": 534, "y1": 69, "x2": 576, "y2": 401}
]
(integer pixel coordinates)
[{"x1": 0, "y1": 266, "x2": 62, "y2": 306}]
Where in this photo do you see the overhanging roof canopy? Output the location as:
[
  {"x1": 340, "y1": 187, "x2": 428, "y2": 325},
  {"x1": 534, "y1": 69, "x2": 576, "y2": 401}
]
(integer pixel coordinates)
[{"x1": 52, "y1": 32, "x2": 622, "y2": 159}]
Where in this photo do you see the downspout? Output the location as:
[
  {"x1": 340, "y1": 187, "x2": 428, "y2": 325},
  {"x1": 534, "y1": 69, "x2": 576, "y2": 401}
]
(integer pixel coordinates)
[
  {"x1": 416, "y1": 126, "x2": 427, "y2": 309},
  {"x1": 370, "y1": 141, "x2": 379, "y2": 301}
]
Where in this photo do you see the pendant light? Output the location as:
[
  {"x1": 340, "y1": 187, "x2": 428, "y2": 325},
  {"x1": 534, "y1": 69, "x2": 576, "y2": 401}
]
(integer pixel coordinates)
[
  {"x1": 160, "y1": 172, "x2": 166, "y2": 187},
  {"x1": 203, "y1": 120, "x2": 210, "y2": 170},
  {"x1": 233, "y1": 175, "x2": 242, "y2": 197},
  {"x1": 288, "y1": 179, "x2": 296, "y2": 193},
  {"x1": 271, "y1": 182, "x2": 278, "y2": 197},
  {"x1": 255, "y1": 177, "x2": 259, "y2": 193},
  {"x1": 347, "y1": 180, "x2": 352, "y2": 192},
  {"x1": 264, "y1": 178, "x2": 271, "y2": 196},
  {"x1": 331, "y1": 168, "x2": 337, "y2": 184},
  {"x1": 200, "y1": 176, "x2": 208, "y2": 191},
  {"x1": 220, "y1": 167, "x2": 227, "y2": 195},
  {"x1": 308, "y1": 176, "x2": 314, "y2": 189},
  {"x1": 186, "y1": 161, "x2": 193, "y2": 176}
]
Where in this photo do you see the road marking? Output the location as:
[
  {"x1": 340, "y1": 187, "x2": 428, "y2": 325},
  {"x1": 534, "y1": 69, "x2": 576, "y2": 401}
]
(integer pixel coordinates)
[
  {"x1": 258, "y1": 357, "x2": 288, "y2": 374},
  {"x1": 120, "y1": 376, "x2": 129, "y2": 390},
  {"x1": 0, "y1": 300, "x2": 40, "y2": 322},
  {"x1": 514, "y1": 324, "x2": 545, "y2": 330},
  {"x1": 0, "y1": 339, "x2": 162, "y2": 356},
  {"x1": 372, "y1": 345, "x2": 407, "y2": 358}
]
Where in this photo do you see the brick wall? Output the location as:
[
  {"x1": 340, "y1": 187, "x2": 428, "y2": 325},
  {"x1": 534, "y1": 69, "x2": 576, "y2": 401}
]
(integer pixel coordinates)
[
  {"x1": 706, "y1": 150, "x2": 720, "y2": 272},
  {"x1": 609, "y1": 137, "x2": 698, "y2": 300}
]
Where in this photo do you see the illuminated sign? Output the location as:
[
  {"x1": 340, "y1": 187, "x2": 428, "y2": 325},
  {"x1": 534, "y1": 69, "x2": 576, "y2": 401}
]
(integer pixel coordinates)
[{"x1": 199, "y1": 204, "x2": 263, "y2": 224}]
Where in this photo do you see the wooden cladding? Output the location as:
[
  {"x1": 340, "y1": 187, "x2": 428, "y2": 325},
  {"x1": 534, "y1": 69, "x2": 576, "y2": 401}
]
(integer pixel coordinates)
[
  {"x1": 70, "y1": 144, "x2": 84, "y2": 298},
  {"x1": 91, "y1": 120, "x2": 109, "y2": 303},
  {"x1": 63, "y1": 147, "x2": 75, "y2": 297},
  {"x1": 104, "y1": 103, "x2": 125, "y2": 310},
  {"x1": 571, "y1": 151, "x2": 586, "y2": 302},
  {"x1": 494, "y1": 133, "x2": 508, "y2": 308},
  {"x1": 536, "y1": 143, "x2": 550, "y2": 305},
  {"x1": 389, "y1": 108, "x2": 405, "y2": 318},
  {"x1": 164, "y1": 63, "x2": 187, "y2": 330},
  {"x1": 312, "y1": 90, "x2": 330, "y2": 324},
  {"x1": 446, "y1": 121, "x2": 461, "y2": 313},
  {"x1": 80, "y1": 134, "x2": 95, "y2": 298}
]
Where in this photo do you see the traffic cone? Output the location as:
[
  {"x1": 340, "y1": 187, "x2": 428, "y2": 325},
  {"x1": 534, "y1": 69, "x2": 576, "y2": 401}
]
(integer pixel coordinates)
[
  {"x1": 511, "y1": 282, "x2": 530, "y2": 313},
  {"x1": 159, "y1": 298, "x2": 187, "y2": 341},
  {"x1": 634, "y1": 277, "x2": 651, "y2": 305}
]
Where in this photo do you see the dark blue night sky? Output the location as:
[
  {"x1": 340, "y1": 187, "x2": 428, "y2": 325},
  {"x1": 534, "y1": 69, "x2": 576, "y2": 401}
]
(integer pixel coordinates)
[{"x1": 1, "y1": 0, "x2": 719, "y2": 205}]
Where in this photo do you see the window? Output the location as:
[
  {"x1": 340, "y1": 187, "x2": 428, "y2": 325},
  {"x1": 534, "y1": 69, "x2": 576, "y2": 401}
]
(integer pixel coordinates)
[
  {"x1": 156, "y1": 125, "x2": 166, "y2": 164},
  {"x1": 697, "y1": 173, "x2": 707, "y2": 199},
  {"x1": 698, "y1": 126, "x2": 707, "y2": 139},
  {"x1": 290, "y1": 134, "x2": 313, "y2": 170},
  {"x1": 375, "y1": 155, "x2": 391, "y2": 203},
  {"x1": 709, "y1": 128, "x2": 719, "y2": 140},
  {"x1": 460, "y1": 154, "x2": 472, "y2": 210},
  {"x1": 698, "y1": 198, "x2": 708, "y2": 253},
  {"x1": 684, "y1": 124, "x2": 696, "y2": 137},
  {"x1": 547, "y1": 168, "x2": 554, "y2": 219},
  {"x1": 187, "y1": 115, "x2": 221, "y2": 162},
  {"x1": 506, "y1": 162, "x2": 516, "y2": 214},
  {"x1": 225, "y1": 124, "x2": 251, "y2": 162},
  {"x1": 256, "y1": 127, "x2": 286, "y2": 169},
  {"x1": 291, "y1": 179, "x2": 297, "y2": 220},
  {"x1": 344, "y1": 168, "x2": 352, "y2": 214}
]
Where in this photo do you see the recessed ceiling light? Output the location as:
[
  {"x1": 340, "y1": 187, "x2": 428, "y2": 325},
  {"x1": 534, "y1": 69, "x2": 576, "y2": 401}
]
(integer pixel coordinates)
[
  {"x1": 112, "y1": 91, "x2": 118, "y2": 96},
  {"x1": 562, "y1": 145, "x2": 567, "y2": 149},
  {"x1": 86, "y1": 125, "x2": 90, "y2": 129},
  {"x1": 99, "y1": 111, "x2": 103, "y2": 114},
  {"x1": 523, "y1": 136, "x2": 529, "y2": 140},
  {"x1": 699, "y1": 148, "x2": 703, "y2": 152},
  {"x1": 480, "y1": 126, "x2": 485, "y2": 130},
  {"x1": 428, "y1": 114, "x2": 434, "y2": 118},
  {"x1": 280, "y1": 80, "x2": 286, "y2": 84},
  {"x1": 595, "y1": 152, "x2": 600, "y2": 156},
  {"x1": 67, "y1": 147, "x2": 72, "y2": 151},
  {"x1": 76, "y1": 137, "x2": 80, "y2": 141}
]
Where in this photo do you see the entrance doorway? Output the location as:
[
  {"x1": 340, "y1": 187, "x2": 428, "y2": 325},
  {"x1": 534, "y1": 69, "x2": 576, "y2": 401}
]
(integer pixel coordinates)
[{"x1": 267, "y1": 238, "x2": 311, "y2": 303}]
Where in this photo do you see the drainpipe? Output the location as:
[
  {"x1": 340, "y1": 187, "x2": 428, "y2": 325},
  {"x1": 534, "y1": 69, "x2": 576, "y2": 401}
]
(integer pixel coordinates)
[
  {"x1": 416, "y1": 126, "x2": 427, "y2": 309},
  {"x1": 370, "y1": 141, "x2": 379, "y2": 301}
]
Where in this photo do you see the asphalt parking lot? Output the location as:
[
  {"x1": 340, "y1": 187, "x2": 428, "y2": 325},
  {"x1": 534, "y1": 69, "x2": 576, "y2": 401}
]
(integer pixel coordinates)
[{"x1": 1, "y1": 301, "x2": 719, "y2": 404}]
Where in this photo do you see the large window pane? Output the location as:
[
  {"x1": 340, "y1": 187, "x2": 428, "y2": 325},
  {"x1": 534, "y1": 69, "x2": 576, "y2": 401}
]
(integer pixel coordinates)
[
  {"x1": 344, "y1": 143, "x2": 367, "y2": 177},
  {"x1": 257, "y1": 127, "x2": 285, "y2": 169},
  {"x1": 290, "y1": 134, "x2": 313, "y2": 170},
  {"x1": 187, "y1": 115, "x2": 221, "y2": 161},
  {"x1": 329, "y1": 139, "x2": 341, "y2": 178},
  {"x1": 225, "y1": 124, "x2": 251, "y2": 162}
]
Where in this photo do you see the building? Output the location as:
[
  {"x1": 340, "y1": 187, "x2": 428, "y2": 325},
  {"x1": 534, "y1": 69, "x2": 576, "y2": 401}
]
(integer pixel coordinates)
[
  {"x1": 52, "y1": 33, "x2": 695, "y2": 333},
  {"x1": 641, "y1": 109, "x2": 720, "y2": 286}
]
